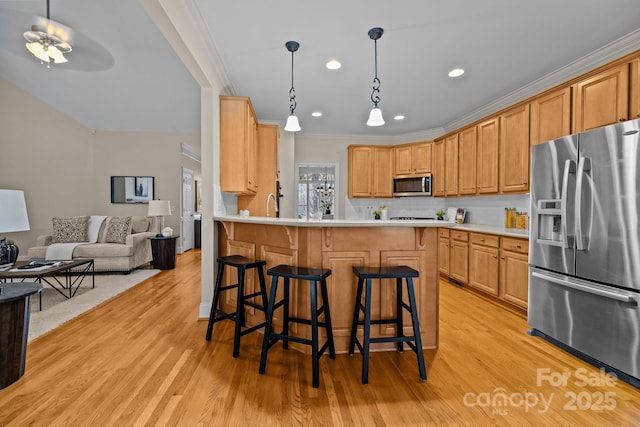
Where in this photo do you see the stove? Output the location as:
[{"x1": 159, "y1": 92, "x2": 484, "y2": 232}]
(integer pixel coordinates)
[{"x1": 390, "y1": 216, "x2": 435, "y2": 220}]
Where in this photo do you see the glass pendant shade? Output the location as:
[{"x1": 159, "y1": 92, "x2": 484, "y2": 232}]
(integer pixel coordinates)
[
  {"x1": 26, "y1": 42, "x2": 50, "y2": 62},
  {"x1": 284, "y1": 114, "x2": 301, "y2": 132},
  {"x1": 366, "y1": 107, "x2": 385, "y2": 126}
]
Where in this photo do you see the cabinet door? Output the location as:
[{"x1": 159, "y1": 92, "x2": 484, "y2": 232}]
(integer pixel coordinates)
[
  {"x1": 247, "y1": 111, "x2": 258, "y2": 192},
  {"x1": 394, "y1": 145, "x2": 412, "y2": 176},
  {"x1": 476, "y1": 117, "x2": 499, "y2": 194},
  {"x1": 573, "y1": 63, "x2": 629, "y2": 132},
  {"x1": 449, "y1": 240, "x2": 468, "y2": 284},
  {"x1": 413, "y1": 142, "x2": 432, "y2": 174},
  {"x1": 500, "y1": 104, "x2": 530, "y2": 193},
  {"x1": 438, "y1": 237, "x2": 450, "y2": 276},
  {"x1": 373, "y1": 147, "x2": 393, "y2": 197},
  {"x1": 500, "y1": 249, "x2": 529, "y2": 310},
  {"x1": 530, "y1": 87, "x2": 572, "y2": 146},
  {"x1": 468, "y1": 244, "x2": 499, "y2": 296},
  {"x1": 444, "y1": 134, "x2": 459, "y2": 196},
  {"x1": 220, "y1": 96, "x2": 257, "y2": 195},
  {"x1": 631, "y1": 58, "x2": 640, "y2": 120},
  {"x1": 458, "y1": 127, "x2": 477, "y2": 195},
  {"x1": 432, "y1": 139, "x2": 446, "y2": 197},
  {"x1": 348, "y1": 146, "x2": 373, "y2": 197}
]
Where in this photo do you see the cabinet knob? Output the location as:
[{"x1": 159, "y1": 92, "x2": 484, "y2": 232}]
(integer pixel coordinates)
[
  {"x1": 493, "y1": 256, "x2": 498, "y2": 259},
  {"x1": 516, "y1": 245, "x2": 522, "y2": 248},
  {"x1": 620, "y1": 118, "x2": 627, "y2": 122}
]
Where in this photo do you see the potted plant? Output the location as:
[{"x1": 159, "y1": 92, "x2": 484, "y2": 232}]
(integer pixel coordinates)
[
  {"x1": 373, "y1": 210, "x2": 381, "y2": 220},
  {"x1": 379, "y1": 205, "x2": 389, "y2": 220},
  {"x1": 435, "y1": 209, "x2": 446, "y2": 221}
]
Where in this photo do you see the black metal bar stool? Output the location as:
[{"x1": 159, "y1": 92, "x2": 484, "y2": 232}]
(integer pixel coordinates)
[
  {"x1": 349, "y1": 265, "x2": 427, "y2": 384},
  {"x1": 205, "y1": 255, "x2": 268, "y2": 358},
  {"x1": 258, "y1": 264, "x2": 336, "y2": 388}
]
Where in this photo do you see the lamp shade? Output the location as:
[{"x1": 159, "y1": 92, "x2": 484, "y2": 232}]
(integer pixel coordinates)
[
  {"x1": 0, "y1": 190, "x2": 30, "y2": 233},
  {"x1": 366, "y1": 107, "x2": 385, "y2": 126},
  {"x1": 284, "y1": 114, "x2": 301, "y2": 132},
  {"x1": 147, "y1": 200, "x2": 171, "y2": 217}
]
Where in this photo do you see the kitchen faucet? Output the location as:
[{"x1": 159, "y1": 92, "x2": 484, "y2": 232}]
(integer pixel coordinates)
[{"x1": 266, "y1": 193, "x2": 278, "y2": 217}]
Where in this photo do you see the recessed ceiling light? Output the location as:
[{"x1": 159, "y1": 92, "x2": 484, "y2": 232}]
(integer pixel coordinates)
[
  {"x1": 312, "y1": 111, "x2": 323, "y2": 117},
  {"x1": 394, "y1": 115, "x2": 405, "y2": 121},
  {"x1": 326, "y1": 59, "x2": 341, "y2": 70},
  {"x1": 448, "y1": 68, "x2": 465, "y2": 78}
]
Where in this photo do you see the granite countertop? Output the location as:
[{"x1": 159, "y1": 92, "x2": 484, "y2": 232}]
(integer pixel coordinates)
[{"x1": 213, "y1": 215, "x2": 529, "y2": 239}]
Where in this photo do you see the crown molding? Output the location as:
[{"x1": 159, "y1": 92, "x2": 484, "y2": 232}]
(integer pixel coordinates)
[
  {"x1": 446, "y1": 28, "x2": 640, "y2": 133},
  {"x1": 181, "y1": 142, "x2": 201, "y2": 162}
]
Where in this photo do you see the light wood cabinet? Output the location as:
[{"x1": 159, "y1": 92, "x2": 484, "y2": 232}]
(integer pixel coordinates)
[
  {"x1": 499, "y1": 104, "x2": 530, "y2": 193},
  {"x1": 458, "y1": 126, "x2": 477, "y2": 195},
  {"x1": 468, "y1": 233, "x2": 500, "y2": 296},
  {"x1": 393, "y1": 142, "x2": 432, "y2": 177},
  {"x1": 477, "y1": 117, "x2": 499, "y2": 194},
  {"x1": 449, "y1": 230, "x2": 468, "y2": 284},
  {"x1": 347, "y1": 145, "x2": 392, "y2": 198},
  {"x1": 432, "y1": 139, "x2": 445, "y2": 197},
  {"x1": 444, "y1": 134, "x2": 459, "y2": 196},
  {"x1": 572, "y1": 63, "x2": 629, "y2": 132},
  {"x1": 220, "y1": 96, "x2": 259, "y2": 194},
  {"x1": 438, "y1": 228, "x2": 450, "y2": 276},
  {"x1": 631, "y1": 58, "x2": 640, "y2": 120},
  {"x1": 500, "y1": 237, "x2": 529, "y2": 310},
  {"x1": 530, "y1": 86, "x2": 572, "y2": 145},
  {"x1": 237, "y1": 124, "x2": 280, "y2": 216}
]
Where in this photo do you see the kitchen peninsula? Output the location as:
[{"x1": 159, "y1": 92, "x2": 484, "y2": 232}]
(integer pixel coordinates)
[{"x1": 214, "y1": 216, "x2": 449, "y2": 353}]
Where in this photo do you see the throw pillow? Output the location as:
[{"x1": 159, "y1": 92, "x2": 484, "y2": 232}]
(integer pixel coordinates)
[
  {"x1": 131, "y1": 217, "x2": 150, "y2": 233},
  {"x1": 105, "y1": 216, "x2": 132, "y2": 244},
  {"x1": 52, "y1": 216, "x2": 89, "y2": 243}
]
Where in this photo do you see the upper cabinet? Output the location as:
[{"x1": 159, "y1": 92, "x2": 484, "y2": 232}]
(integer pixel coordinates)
[
  {"x1": 476, "y1": 118, "x2": 499, "y2": 194},
  {"x1": 572, "y1": 63, "x2": 629, "y2": 132},
  {"x1": 393, "y1": 142, "x2": 432, "y2": 177},
  {"x1": 348, "y1": 145, "x2": 393, "y2": 198},
  {"x1": 499, "y1": 104, "x2": 530, "y2": 193},
  {"x1": 444, "y1": 134, "x2": 459, "y2": 196},
  {"x1": 432, "y1": 139, "x2": 445, "y2": 197},
  {"x1": 220, "y1": 96, "x2": 258, "y2": 194},
  {"x1": 458, "y1": 126, "x2": 477, "y2": 195},
  {"x1": 631, "y1": 58, "x2": 640, "y2": 120},
  {"x1": 530, "y1": 86, "x2": 572, "y2": 145}
]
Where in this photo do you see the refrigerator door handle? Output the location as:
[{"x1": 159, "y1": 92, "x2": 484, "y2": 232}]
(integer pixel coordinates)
[
  {"x1": 531, "y1": 271, "x2": 636, "y2": 303},
  {"x1": 575, "y1": 156, "x2": 591, "y2": 250},
  {"x1": 560, "y1": 159, "x2": 575, "y2": 248}
]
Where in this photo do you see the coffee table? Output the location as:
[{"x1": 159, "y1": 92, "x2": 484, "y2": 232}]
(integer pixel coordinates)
[{"x1": 0, "y1": 259, "x2": 95, "y2": 311}]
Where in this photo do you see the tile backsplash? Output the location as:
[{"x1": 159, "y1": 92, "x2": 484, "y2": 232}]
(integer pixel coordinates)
[{"x1": 345, "y1": 194, "x2": 530, "y2": 227}]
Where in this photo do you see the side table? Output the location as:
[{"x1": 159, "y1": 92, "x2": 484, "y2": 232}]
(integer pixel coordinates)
[
  {"x1": 0, "y1": 282, "x2": 42, "y2": 390},
  {"x1": 149, "y1": 236, "x2": 179, "y2": 270}
]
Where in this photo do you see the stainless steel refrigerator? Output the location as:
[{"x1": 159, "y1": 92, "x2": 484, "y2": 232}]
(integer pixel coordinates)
[{"x1": 529, "y1": 118, "x2": 640, "y2": 386}]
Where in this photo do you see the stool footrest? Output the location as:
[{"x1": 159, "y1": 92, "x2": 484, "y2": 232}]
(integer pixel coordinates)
[
  {"x1": 239, "y1": 322, "x2": 266, "y2": 336},
  {"x1": 219, "y1": 283, "x2": 239, "y2": 292},
  {"x1": 369, "y1": 335, "x2": 416, "y2": 344},
  {"x1": 243, "y1": 301, "x2": 266, "y2": 311}
]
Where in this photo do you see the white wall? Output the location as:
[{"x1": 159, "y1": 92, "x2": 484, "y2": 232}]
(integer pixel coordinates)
[{"x1": 0, "y1": 79, "x2": 200, "y2": 255}]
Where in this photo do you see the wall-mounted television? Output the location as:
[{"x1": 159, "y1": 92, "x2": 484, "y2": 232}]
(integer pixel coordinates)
[{"x1": 110, "y1": 176, "x2": 154, "y2": 204}]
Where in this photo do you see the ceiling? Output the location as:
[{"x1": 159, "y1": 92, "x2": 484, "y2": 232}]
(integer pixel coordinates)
[{"x1": 2, "y1": 0, "x2": 640, "y2": 137}]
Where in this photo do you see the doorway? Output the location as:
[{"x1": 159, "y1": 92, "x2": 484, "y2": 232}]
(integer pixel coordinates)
[{"x1": 181, "y1": 167, "x2": 195, "y2": 252}]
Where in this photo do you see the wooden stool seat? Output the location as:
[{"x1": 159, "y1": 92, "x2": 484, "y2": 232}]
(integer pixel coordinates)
[
  {"x1": 205, "y1": 255, "x2": 268, "y2": 358},
  {"x1": 258, "y1": 264, "x2": 335, "y2": 388},
  {"x1": 349, "y1": 265, "x2": 427, "y2": 384}
]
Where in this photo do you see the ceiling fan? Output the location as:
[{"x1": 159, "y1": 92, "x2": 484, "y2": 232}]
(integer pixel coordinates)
[{"x1": 23, "y1": 0, "x2": 73, "y2": 66}]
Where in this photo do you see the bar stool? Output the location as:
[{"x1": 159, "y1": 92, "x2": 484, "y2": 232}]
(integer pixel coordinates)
[
  {"x1": 258, "y1": 264, "x2": 335, "y2": 388},
  {"x1": 349, "y1": 265, "x2": 427, "y2": 384},
  {"x1": 205, "y1": 255, "x2": 268, "y2": 358}
]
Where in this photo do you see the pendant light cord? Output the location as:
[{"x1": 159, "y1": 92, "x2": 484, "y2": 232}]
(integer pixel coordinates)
[
  {"x1": 370, "y1": 32, "x2": 382, "y2": 107},
  {"x1": 289, "y1": 50, "x2": 297, "y2": 114}
]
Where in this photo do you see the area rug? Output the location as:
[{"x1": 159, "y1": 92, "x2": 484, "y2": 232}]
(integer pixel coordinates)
[{"x1": 27, "y1": 269, "x2": 160, "y2": 342}]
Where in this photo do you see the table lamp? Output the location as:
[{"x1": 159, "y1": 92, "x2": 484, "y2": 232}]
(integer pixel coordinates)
[
  {"x1": 0, "y1": 189, "x2": 31, "y2": 266},
  {"x1": 147, "y1": 199, "x2": 171, "y2": 235}
]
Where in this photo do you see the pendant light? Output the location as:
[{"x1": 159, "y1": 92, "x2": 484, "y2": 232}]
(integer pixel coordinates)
[
  {"x1": 284, "y1": 41, "x2": 301, "y2": 132},
  {"x1": 366, "y1": 27, "x2": 385, "y2": 127}
]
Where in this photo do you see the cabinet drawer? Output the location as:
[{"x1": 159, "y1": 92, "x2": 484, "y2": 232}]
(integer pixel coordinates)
[
  {"x1": 469, "y1": 233, "x2": 499, "y2": 248},
  {"x1": 502, "y1": 237, "x2": 528, "y2": 254},
  {"x1": 450, "y1": 230, "x2": 469, "y2": 242},
  {"x1": 439, "y1": 228, "x2": 450, "y2": 238}
]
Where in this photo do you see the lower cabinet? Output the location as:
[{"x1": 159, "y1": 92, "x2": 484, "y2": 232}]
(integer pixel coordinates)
[{"x1": 441, "y1": 229, "x2": 529, "y2": 311}]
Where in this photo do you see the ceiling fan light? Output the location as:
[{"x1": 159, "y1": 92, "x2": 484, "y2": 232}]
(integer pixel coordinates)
[
  {"x1": 366, "y1": 107, "x2": 385, "y2": 126},
  {"x1": 284, "y1": 114, "x2": 301, "y2": 132},
  {"x1": 26, "y1": 42, "x2": 50, "y2": 62},
  {"x1": 48, "y1": 45, "x2": 67, "y2": 63}
]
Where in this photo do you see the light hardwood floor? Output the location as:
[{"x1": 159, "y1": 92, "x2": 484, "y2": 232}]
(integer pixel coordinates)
[{"x1": 1, "y1": 249, "x2": 639, "y2": 426}]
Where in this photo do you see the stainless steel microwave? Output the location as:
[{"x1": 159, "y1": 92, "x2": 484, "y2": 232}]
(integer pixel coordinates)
[{"x1": 393, "y1": 174, "x2": 432, "y2": 197}]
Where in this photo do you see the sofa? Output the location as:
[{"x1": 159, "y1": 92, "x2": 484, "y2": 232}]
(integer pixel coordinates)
[{"x1": 27, "y1": 215, "x2": 160, "y2": 273}]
